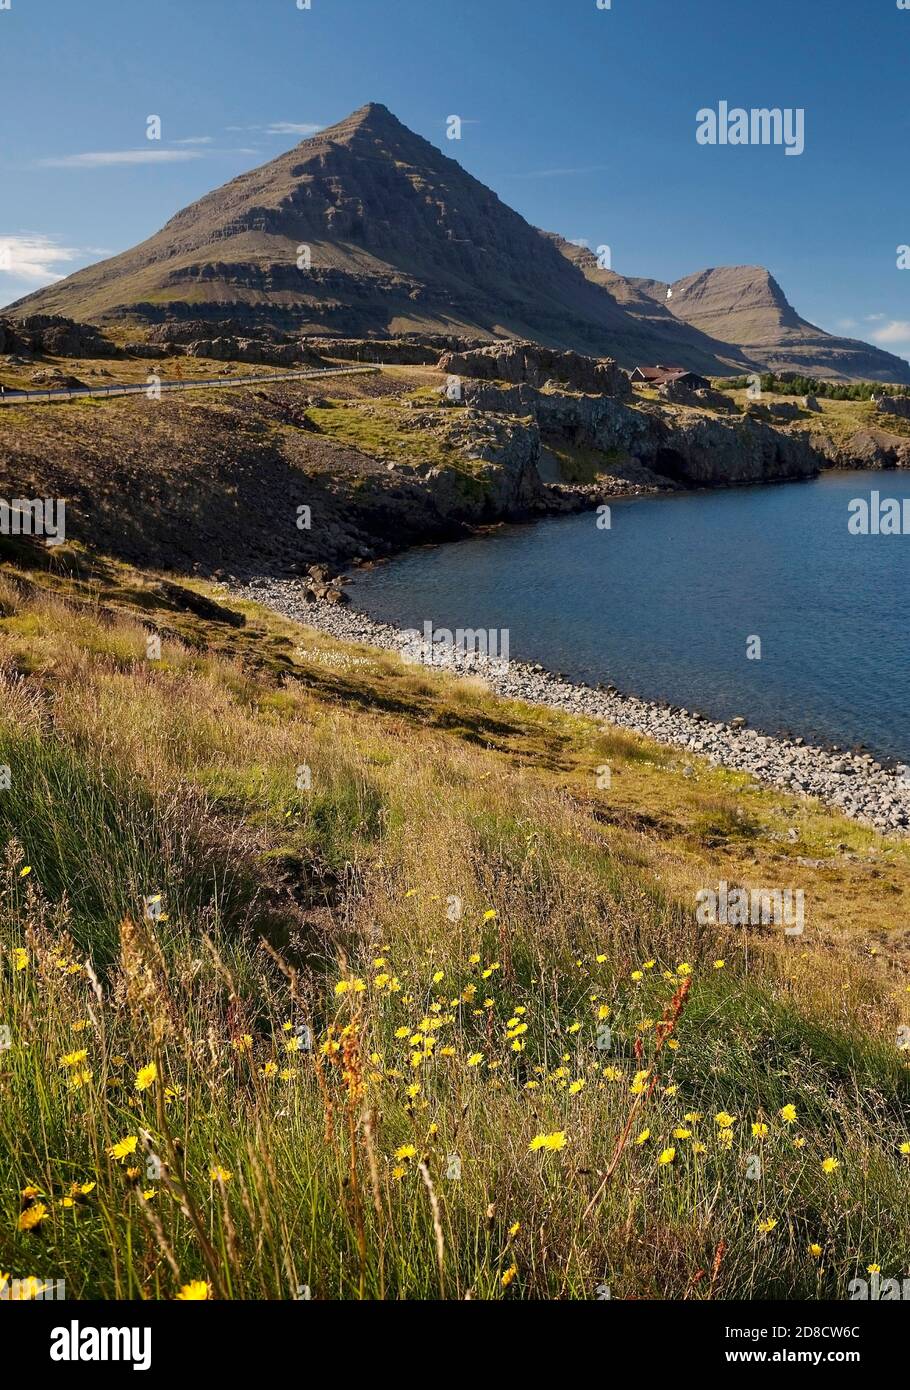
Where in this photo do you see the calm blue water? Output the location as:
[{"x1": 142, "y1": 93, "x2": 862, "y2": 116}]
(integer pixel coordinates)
[{"x1": 348, "y1": 471, "x2": 910, "y2": 762}]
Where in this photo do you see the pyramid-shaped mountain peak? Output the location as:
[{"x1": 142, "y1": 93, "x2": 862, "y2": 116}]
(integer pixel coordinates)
[
  {"x1": 10, "y1": 106, "x2": 910, "y2": 382},
  {"x1": 286, "y1": 102, "x2": 437, "y2": 162},
  {"x1": 329, "y1": 101, "x2": 402, "y2": 133}
]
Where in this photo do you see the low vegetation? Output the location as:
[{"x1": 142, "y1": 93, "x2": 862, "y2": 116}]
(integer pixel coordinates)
[
  {"x1": 717, "y1": 373, "x2": 909, "y2": 402},
  {"x1": 1, "y1": 547, "x2": 908, "y2": 1300}
]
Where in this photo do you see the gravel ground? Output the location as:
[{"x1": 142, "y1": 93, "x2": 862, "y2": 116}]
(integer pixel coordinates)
[{"x1": 232, "y1": 576, "x2": 910, "y2": 834}]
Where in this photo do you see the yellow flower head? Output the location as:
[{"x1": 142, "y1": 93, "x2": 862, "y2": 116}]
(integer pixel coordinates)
[
  {"x1": 135, "y1": 1062, "x2": 158, "y2": 1092},
  {"x1": 59, "y1": 1050, "x2": 88, "y2": 1068},
  {"x1": 176, "y1": 1280, "x2": 210, "y2": 1300},
  {"x1": 108, "y1": 1135, "x2": 139, "y2": 1162},
  {"x1": 18, "y1": 1203, "x2": 48, "y2": 1231},
  {"x1": 529, "y1": 1131, "x2": 567, "y2": 1152}
]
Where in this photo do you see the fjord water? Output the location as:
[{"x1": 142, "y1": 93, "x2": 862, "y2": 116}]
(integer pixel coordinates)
[{"x1": 348, "y1": 470, "x2": 910, "y2": 763}]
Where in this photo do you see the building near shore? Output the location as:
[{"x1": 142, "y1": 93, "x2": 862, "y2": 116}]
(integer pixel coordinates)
[{"x1": 630, "y1": 365, "x2": 712, "y2": 390}]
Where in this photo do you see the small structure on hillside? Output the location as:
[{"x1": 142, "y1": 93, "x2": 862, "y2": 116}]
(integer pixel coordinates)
[{"x1": 630, "y1": 364, "x2": 711, "y2": 391}]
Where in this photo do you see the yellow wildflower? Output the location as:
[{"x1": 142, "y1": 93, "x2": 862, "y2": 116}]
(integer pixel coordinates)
[
  {"x1": 176, "y1": 1281, "x2": 210, "y2": 1300},
  {"x1": 529, "y1": 1131, "x2": 567, "y2": 1152},
  {"x1": 135, "y1": 1062, "x2": 158, "y2": 1092},
  {"x1": 108, "y1": 1135, "x2": 139, "y2": 1161},
  {"x1": 18, "y1": 1204, "x2": 48, "y2": 1231}
]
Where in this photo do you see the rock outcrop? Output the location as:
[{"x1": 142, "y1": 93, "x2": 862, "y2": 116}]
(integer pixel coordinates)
[
  {"x1": 182, "y1": 337, "x2": 301, "y2": 367},
  {"x1": 657, "y1": 380, "x2": 737, "y2": 412},
  {"x1": 451, "y1": 377, "x2": 820, "y2": 488},
  {"x1": 0, "y1": 314, "x2": 119, "y2": 359},
  {"x1": 439, "y1": 340, "x2": 631, "y2": 398}
]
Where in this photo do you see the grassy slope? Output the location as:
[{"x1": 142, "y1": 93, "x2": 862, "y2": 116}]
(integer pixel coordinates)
[{"x1": 1, "y1": 545, "x2": 909, "y2": 1300}]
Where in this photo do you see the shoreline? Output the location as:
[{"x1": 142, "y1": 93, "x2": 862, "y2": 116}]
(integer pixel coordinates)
[{"x1": 232, "y1": 576, "x2": 910, "y2": 835}]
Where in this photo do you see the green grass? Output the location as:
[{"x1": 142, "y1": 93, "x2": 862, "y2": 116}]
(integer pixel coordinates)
[
  {"x1": 546, "y1": 441, "x2": 631, "y2": 483},
  {"x1": 0, "y1": 557, "x2": 909, "y2": 1300},
  {"x1": 307, "y1": 399, "x2": 476, "y2": 472}
]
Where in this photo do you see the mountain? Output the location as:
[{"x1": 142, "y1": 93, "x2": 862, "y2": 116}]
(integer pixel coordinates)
[
  {"x1": 639, "y1": 266, "x2": 908, "y2": 382},
  {"x1": 547, "y1": 236, "x2": 759, "y2": 377},
  {"x1": 8, "y1": 103, "x2": 695, "y2": 363},
  {"x1": 11, "y1": 103, "x2": 909, "y2": 382},
  {"x1": 559, "y1": 246, "x2": 908, "y2": 383}
]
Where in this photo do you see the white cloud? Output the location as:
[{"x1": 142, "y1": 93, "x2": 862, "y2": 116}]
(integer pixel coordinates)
[
  {"x1": 173, "y1": 136, "x2": 214, "y2": 145},
  {"x1": 504, "y1": 165, "x2": 609, "y2": 179},
  {"x1": 37, "y1": 149, "x2": 205, "y2": 169},
  {"x1": 869, "y1": 320, "x2": 910, "y2": 345},
  {"x1": 226, "y1": 122, "x2": 323, "y2": 137},
  {"x1": 0, "y1": 233, "x2": 80, "y2": 283},
  {"x1": 264, "y1": 122, "x2": 323, "y2": 137}
]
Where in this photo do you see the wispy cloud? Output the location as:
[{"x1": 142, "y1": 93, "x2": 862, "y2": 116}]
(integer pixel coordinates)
[
  {"x1": 869, "y1": 320, "x2": 910, "y2": 345},
  {"x1": 173, "y1": 135, "x2": 214, "y2": 145},
  {"x1": 502, "y1": 165, "x2": 609, "y2": 180},
  {"x1": 226, "y1": 121, "x2": 323, "y2": 138},
  {"x1": 0, "y1": 233, "x2": 80, "y2": 282},
  {"x1": 37, "y1": 149, "x2": 205, "y2": 169},
  {"x1": 264, "y1": 122, "x2": 323, "y2": 137}
]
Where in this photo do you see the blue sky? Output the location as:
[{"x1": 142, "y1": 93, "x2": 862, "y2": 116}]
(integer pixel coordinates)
[{"x1": 1, "y1": 0, "x2": 908, "y2": 359}]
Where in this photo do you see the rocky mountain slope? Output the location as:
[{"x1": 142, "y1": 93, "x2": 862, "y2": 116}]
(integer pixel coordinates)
[
  {"x1": 9, "y1": 105, "x2": 693, "y2": 364},
  {"x1": 11, "y1": 104, "x2": 909, "y2": 382},
  {"x1": 559, "y1": 242, "x2": 908, "y2": 383}
]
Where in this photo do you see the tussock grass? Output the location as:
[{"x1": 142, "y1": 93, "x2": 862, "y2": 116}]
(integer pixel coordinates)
[{"x1": 0, "y1": 566, "x2": 909, "y2": 1300}]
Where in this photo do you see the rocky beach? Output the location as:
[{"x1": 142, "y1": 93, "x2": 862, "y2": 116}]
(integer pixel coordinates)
[{"x1": 232, "y1": 575, "x2": 910, "y2": 834}]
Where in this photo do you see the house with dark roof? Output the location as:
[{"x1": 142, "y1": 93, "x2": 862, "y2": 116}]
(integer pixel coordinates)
[{"x1": 630, "y1": 365, "x2": 711, "y2": 390}]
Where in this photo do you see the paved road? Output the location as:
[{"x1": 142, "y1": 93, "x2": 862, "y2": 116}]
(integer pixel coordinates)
[{"x1": 0, "y1": 363, "x2": 381, "y2": 407}]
